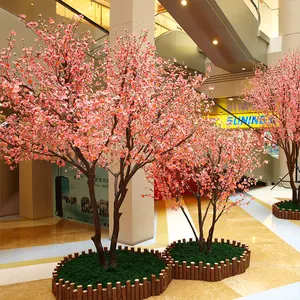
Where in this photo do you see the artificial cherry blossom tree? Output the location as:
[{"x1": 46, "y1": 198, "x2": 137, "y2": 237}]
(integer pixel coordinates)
[
  {"x1": 244, "y1": 51, "x2": 300, "y2": 205},
  {"x1": 0, "y1": 16, "x2": 208, "y2": 267},
  {"x1": 150, "y1": 124, "x2": 263, "y2": 253}
]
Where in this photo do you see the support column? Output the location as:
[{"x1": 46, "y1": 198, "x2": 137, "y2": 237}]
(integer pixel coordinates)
[
  {"x1": 19, "y1": 160, "x2": 53, "y2": 219},
  {"x1": 110, "y1": 0, "x2": 155, "y2": 43},
  {"x1": 279, "y1": 0, "x2": 300, "y2": 54},
  {"x1": 108, "y1": 0, "x2": 155, "y2": 245},
  {"x1": 0, "y1": 161, "x2": 19, "y2": 217},
  {"x1": 278, "y1": 0, "x2": 300, "y2": 180}
]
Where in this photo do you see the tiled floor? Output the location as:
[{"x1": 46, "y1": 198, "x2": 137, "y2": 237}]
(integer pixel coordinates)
[
  {"x1": 0, "y1": 218, "x2": 100, "y2": 250},
  {"x1": 0, "y1": 187, "x2": 299, "y2": 299}
]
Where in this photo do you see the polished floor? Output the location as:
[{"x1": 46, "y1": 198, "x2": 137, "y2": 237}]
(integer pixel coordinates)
[{"x1": 0, "y1": 186, "x2": 299, "y2": 299}]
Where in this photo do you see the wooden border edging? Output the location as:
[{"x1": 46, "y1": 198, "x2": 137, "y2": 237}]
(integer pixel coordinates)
[
  {"x1": 52, "y1": 238, "x2": 252, "y2": 298},
  {"x1": 163, "y1": 238, "x2": 251, "y2": 282},
  {"x1": 272, "y1": 201, "x2": 300, "y2": 220},
  {"x1": 52, "y1": 246, "x2": 173, "y2": 300}
]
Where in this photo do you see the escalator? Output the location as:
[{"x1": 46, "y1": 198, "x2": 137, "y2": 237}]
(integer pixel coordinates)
[
  {"x1": 57, "y1": 0, "x2": 205, "y2": 72},
  {"x1": 53, "y1": 0, "x2": 270, "y2": 73},
  {"x1": 0, "y1": 0, "x2": 269, "y2": 74},
  {"x1": 155, "y1": 10, "x2": 205, "y2": 73},
  {"x1": 0, "y1": 0, "x2": 205, "y2": 73},
  {"x1": 159, "y1": 0, "x2": 269, "y2": 73},
  {"x1": 0, "y1": 0, "x2": 109, "y2": 50}
]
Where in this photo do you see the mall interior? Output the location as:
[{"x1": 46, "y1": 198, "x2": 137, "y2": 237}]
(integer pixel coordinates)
[{"x1": 0, "y1": 0, "x2": 299, "y2": 299}]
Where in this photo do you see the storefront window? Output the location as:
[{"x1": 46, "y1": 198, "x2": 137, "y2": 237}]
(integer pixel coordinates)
[{"x1": 53, "y1": 164, "x2": 109, "y2": 228}]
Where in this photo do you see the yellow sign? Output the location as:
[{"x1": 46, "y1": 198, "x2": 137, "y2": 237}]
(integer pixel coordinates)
[
  {"x1": 210, "y1": 113, "x2": 270, "y2": 129},
  {"x1": 210, "y1": 98, "x2": 255, "y2": 115}
]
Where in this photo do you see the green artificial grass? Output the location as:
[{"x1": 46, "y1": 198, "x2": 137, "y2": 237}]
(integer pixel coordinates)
[
  {"x1": 169, "y1": 241, "x2": 244, "y2": 266},
  {"x1": 57, "y1": 250, "x2": 166, "y2": 289},
  {"x1": 277, "y1": 201, "x2": 300, "y2": 211}
]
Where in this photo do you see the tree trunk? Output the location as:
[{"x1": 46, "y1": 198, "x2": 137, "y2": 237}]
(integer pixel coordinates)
[
  {"x1": 285, "y1": 148, "x2": 298, "y2": 204},
  {"x1": 87, "y1": 174, "x2": 107, "y2": 268},
  {"x1": 287, "y1": 164, "x2": 298, "y2": 203},
  {"x1": 206, "y1": 203, "x2": 217, "y2": 254},
  {"x1": 109, "y1": 188, "x2": 128, "y2": 268},
  {"x1": 196, "y1": 194, "x2": 205, "y2": 251},
  {"x1": 179, "y1": 204, "x2": 198, "y2": 241}
]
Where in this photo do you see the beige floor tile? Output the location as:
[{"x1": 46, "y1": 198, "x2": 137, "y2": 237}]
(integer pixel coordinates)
[{"x1": 184, "y1": 196, "x2": 300, "y2": 297}]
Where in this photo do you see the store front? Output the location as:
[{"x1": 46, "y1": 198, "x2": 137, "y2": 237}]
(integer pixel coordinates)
[
  {"x1": 210, "y1": 97, "x2": 279, "y2": 184},
  {"x1": 53, "y1": 165, "x2": 109, "y2": 228}
]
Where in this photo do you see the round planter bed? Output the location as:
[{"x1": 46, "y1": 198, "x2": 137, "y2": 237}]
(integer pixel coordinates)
[
  {"x1": 272, "y1": 200, "x2": 300, "y2": 220},
  {"x1": 163, "y1": 238, "x2": 251, "y2": 281},
  {"x1": 52, "y1": 246, "x2": 173, "y2": 300}
]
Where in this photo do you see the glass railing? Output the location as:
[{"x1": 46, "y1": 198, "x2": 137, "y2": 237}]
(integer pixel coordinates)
[
  {"x1": 0, "y1": 0, "x2": 109, "y2": 60},
  {"x1": 155, "y1": 11, "x2": 183, "y2": 38},
  {"x1": 259, "y1": 1, "x2": 278, "y2": 38},
  {"x1": 243, "y1": 0, "x2": 278, "y2": 38},
  {"x1": 55, "y1": 0, "x2": 109, "y2": 58},
  {"x1": 0, "y1": 0, "x2": 108, "y2": 36},
  {"x1": 57, "y1": 0, "x2": 110, "y2": 31},
  {"x1": 244, "y1": 0, "x2": 260, "y2": 24},
  {"x1": 57, "y1": 0, "x2": 179, "y2": 38},
  {"x1": 0, "y1": 0, "x2": 185, "y2": 47}
]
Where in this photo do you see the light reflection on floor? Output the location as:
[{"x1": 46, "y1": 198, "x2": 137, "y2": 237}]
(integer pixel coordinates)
[{"x1": 0, "y1": 186, "x2": 299, "y2": 299}]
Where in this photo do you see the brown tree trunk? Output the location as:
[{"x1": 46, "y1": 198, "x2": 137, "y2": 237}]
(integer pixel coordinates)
[
  {"x1": 87, "y1": 173, "x2": 107, "y2": 268},
  {"x1": 109, "y1": 188, "x2": 128, "y2": 268},
  {"x1": 196, "y1": 194, "x2": 205, "y2": 251},
  {"x1": 285, "y1": 145, "x2": 299, "y2": 204},
  {"x1": 287, "y1": 163, "x2": 297, "y2": 203},
  {"x1": 179, "y1": 204, "x2": 198, "y2": 241},
  {"x1": 206, "y1": 203, "x2": 217, "y2": 254}
]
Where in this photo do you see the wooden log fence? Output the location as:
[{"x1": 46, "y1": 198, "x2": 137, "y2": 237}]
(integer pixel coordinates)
[
  {"x1": 272, "y1": 201, "x2": 300, "y2": 220},
  {"x1": 52, "y1": 247, "x2": 173, "y2": 300},
  {"x1": 163, "y1": 238, "x2": 251, "y2": 282},
  {"x1": 53, "y1": 239, "x2": 251, "y2": 299}
]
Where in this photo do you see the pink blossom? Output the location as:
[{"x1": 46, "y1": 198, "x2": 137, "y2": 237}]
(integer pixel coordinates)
[
  {"x1": 48, "y1": 17, "x2": 55, "y2": 25},
  {"x1": 147, "y1": 122, "x2": 263, "y2": 243},
  {"x1": 244, "y1": 51, "x2": 300, "y2": 202},
  {"x1": 0, "y1": 18, "x2": 209, "y2": 265}
]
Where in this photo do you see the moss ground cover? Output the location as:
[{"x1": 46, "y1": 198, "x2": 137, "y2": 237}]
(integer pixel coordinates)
[
  {"x1": 169, "y1": 241, "x2": 245, "y2": 265},
  {"x1": 277, "y1": 201, "x2": 300, "y2": 212},
  {"x1": 57, "y1": 250, "x2": 166, "y2": 289}
]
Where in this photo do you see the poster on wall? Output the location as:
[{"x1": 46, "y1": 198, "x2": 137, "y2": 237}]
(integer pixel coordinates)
[{"x1": 53, "y1": 165, "x2": 109, "y2": 228}]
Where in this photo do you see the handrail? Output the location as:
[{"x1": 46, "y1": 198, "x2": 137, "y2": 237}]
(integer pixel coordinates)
[
  {"x1": 56, "y1": 0, "x2": 109, "y2": 34},
  {"x1": 250, "y1": 0, "x2": 261, "y2": 27},
  {"x1": 155, "y1": 11, "x2": 184, "y2": 36},
  {"x1": 155, "y1": 21, "x2": 171, "y2": 33},
  {"x1": 90, "y1": 35, "x2": 108, "y2": 52},
  {"x1": 56, "y1": 1, "x2": 181, "y2": 39}
]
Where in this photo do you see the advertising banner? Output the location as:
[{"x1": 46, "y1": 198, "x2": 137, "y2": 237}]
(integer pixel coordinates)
[
  {"x1": 210, "y1": 113, "x2": 271, "y2": 129},
  {"x1": 53, "y1": 165, "x2": 109, "y2": 228}
]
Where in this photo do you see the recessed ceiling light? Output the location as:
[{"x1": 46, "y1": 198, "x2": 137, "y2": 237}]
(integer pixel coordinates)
[
  {"x1": 89, "y1": 6, "x2": 93, "y2": 9},
  {"x1": 31, "y1": 2, "x2": 34, "y2": 5},
  {"x1": 242, "y1": 67, "x2": 246, "y2": 71},
  {"x1": 212, "y1": 39, "x2": 218, "y2": 45},
  {"x1": 228, "y1": 97, "x2": 234, "y2": 101},
  {"x1": 181, "y1": 0, "x2": 187, "y2": 6}
]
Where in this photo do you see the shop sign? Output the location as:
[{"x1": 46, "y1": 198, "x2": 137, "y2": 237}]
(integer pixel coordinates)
[{"x1": 210, "y1": 113, "x2": 274, "y2": 129}]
